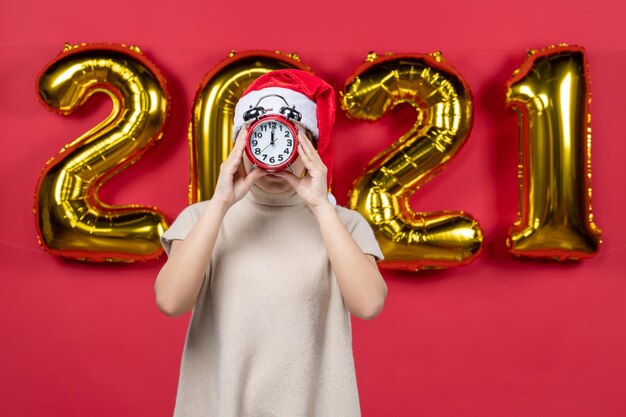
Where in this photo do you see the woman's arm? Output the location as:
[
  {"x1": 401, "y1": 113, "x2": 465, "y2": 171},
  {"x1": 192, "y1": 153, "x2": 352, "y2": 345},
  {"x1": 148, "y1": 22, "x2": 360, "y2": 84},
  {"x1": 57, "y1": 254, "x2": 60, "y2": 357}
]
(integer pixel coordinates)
[
  {"x1": 155, "y1": 126, "x2": 266, "y2": 317},
  {"x1": 154, "y1": 200, "x2": 228, "y2": 317},
  {"x1": 274, "y1": 129, "x2": 387, "y2": 320},
  {"x1": 312, "y1": 203, "x2": 388, "y2": 320}
]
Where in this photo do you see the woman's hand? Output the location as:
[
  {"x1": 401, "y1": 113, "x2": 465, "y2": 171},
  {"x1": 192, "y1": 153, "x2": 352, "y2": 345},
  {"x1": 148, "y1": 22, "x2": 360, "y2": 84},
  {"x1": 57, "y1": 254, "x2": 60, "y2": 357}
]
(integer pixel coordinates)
[
  {"x1": 211, "y1": 126, "x2": 267, "y2": 210},
  {"x1": 273, "y1": 127, "x2": 330, "y2": 211}
]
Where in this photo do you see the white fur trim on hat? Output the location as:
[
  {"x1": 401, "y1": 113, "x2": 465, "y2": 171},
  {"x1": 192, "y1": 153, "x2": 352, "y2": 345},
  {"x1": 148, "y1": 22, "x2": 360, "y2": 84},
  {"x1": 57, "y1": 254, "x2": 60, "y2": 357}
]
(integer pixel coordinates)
[{"x1": 232, "y1": 87, "x2": 318, "y2": 142}]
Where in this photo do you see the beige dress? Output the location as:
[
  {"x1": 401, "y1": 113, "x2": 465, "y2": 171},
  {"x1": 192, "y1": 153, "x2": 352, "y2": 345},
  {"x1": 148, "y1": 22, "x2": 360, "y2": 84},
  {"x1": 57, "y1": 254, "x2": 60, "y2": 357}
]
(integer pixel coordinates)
[{"x1": 160, "y1": 184, "x2": 384, "y2": 417}]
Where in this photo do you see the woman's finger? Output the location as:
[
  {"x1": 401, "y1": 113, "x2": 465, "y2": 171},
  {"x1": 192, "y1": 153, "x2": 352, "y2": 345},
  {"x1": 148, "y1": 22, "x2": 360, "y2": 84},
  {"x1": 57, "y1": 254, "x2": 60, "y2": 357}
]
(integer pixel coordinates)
[
  {"x1": 300, "y1": 133, "x2": 324, "y2": 167},
  {"x1": 232, "y1": 165, "x2": 263, "y2": 198},
  {"x1": 242, "y1": 165, "x2": 266, "y2": 188},
  {"x1": 297, "y1": 141, "x2": 315, "y2": 170},
  {"x1": 223, "y1": 127, "x2": 248, "y2": 171},
  {"x1": 298, "y1": 133, "x2": 326, "y2": 174},
  {"x1": 296, "y1": 127, "x2": 319, "y2": 160},
  {"x1": 234, "y1": 128, "x2": 248, "y2": 154}
]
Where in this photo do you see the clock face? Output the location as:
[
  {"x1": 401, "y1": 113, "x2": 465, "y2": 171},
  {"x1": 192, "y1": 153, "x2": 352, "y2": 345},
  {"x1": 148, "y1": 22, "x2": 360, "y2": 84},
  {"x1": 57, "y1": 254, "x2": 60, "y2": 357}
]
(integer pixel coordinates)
[{"x1": 248, "y1": 118, "x2": 296, "y2": 168}]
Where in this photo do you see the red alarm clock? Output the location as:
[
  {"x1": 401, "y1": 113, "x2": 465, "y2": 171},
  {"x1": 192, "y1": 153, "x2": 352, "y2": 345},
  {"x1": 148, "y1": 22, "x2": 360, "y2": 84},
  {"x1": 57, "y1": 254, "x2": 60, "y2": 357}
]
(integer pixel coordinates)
[{"x1": 242, "y1": 95, "x2": 303, "y2": 173}]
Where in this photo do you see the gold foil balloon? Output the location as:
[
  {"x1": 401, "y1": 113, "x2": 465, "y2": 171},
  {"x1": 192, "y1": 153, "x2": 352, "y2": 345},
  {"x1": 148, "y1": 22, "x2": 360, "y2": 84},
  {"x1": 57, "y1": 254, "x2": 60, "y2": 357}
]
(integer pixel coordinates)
[
  {"x1": 341, "y1": 52, "x2": 483, "y2": 271},
  {"x1": 189, "y1": 50, "x2": 311, "y2": 202},
  {"x1": 506, "y1": 45, "x2": 602, "y2": 260},
  {"x1": 35, "y1": 43, "x2": 170, "y2": 262}
]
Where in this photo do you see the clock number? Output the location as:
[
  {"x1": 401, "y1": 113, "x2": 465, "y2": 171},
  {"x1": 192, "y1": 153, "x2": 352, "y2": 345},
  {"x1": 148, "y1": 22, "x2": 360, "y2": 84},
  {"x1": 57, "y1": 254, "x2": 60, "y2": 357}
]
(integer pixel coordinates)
[
  {"x1": 284, "y1": 131, "x2": 290, "y2": 137},
  {"x1": 254, "y1": 132, "x2": 262, "y2": 138},
  {"x1": 262, "y1": 154, "x2": 267, "y2": 160},
  {"x1": 284, "y1": 148, "x2": 289, "y2": 154},
  {"x1": 254, "y1": 148, "x2": 260, "y2": 154},
  {"x1": 269, "y1": 156, "x2": 275, "y2": 163},
  {"x1": 278, "y1": 154, "x2": 283, "y2": 161},
  {"x1": 251, "y1": 139, "x2": 258, "y2": 146},
  {"x1": 287, "y1": 139, "x2": 293, "y2": 146}
]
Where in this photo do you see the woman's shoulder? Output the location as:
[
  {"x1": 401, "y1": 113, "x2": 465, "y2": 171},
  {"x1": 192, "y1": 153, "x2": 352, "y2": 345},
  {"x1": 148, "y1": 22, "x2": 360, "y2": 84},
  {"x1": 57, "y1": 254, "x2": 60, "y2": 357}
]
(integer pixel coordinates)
[
  {"x1": 333, "y1": 203, "x2": 364, "y2": 216},
  {"x1": 333, "y1": 204, "x2": 370, "y2": 230},
  {"x1": 176, "y1": 200, "x2": 212, "y2": 222}
]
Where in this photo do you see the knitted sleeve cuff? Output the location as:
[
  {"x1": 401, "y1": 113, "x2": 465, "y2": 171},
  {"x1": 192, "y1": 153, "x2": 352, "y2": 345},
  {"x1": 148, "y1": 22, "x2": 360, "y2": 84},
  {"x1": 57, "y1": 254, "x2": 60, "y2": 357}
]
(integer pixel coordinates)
[
  {"x1": 349, "y1": 211, "x2": 385, "y2": 262},
  {"x1": 160, "y1": 207, "x2": 195, "y2": 256}
]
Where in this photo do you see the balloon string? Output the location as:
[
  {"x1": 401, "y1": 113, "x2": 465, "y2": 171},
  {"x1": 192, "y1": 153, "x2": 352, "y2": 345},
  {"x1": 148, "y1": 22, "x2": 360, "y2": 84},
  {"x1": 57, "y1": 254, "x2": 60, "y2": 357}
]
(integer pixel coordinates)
[
  {"x1": 0, "y1": 239, "x2": 49, "y2": 255},
  {"x1": 2, "y1": 43, "x2": 626, "y2": 55},
  {"x1": 595, "y1": 242, "x2": 626, "y2": 257},
  {"x1": 2, "y1": 237, "x2": 625, "y2": 260}
]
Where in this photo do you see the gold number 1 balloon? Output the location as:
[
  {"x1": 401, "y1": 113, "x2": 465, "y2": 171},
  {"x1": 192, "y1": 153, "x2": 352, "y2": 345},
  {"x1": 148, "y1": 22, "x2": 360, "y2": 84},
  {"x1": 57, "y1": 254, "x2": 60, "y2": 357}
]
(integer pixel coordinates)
[
  {"x1": 189, "y1": 50, "x2": 310, "y2": 202},
  {"x1": 506, "y1": 45, "x2": 602, "y2": 260},
  {"x1": 35, "y1": 43, "x2": 170, "y2": 262},
  {"x1": 341, "y1": 52, "x2": 484, "y2": 271}
]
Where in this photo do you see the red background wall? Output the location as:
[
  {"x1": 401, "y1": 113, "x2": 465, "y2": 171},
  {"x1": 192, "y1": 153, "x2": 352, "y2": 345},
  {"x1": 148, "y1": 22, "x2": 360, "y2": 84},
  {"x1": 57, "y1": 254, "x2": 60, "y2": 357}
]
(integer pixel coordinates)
[{"x1": 1, "y1": 1, "x2": 625, "y2": 416}]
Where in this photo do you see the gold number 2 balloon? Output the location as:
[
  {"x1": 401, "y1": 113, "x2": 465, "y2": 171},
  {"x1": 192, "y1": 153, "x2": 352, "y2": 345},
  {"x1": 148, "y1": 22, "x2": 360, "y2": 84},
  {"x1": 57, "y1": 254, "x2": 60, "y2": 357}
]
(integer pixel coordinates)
[
  {"x1": 341, "y1": 52, "x2": 484, "y2": 271},
  {"x1": 35, "y1": 43, "x2": 170, "y2": 262},
  {"x1": 189, "y1": 50, "x2": 310, "y2": 202},
  {"x1": 506, "y1": 45, "x2": 602, "y2": 260}
]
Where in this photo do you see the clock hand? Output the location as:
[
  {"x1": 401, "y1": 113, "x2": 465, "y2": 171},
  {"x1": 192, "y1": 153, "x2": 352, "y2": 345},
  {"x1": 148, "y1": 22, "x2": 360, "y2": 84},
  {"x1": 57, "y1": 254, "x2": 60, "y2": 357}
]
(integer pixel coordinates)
[
  {"x1": 259, "y1": 127, "x2": 279, "y2": 153},
  {"x1": 260, "y1": 141, "x2": 273, "y2": 153}
]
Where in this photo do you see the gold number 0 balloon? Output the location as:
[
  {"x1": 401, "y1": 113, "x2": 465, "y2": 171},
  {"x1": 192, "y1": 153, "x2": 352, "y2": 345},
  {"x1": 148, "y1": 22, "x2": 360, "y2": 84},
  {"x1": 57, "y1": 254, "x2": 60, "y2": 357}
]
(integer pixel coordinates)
[
  {"x1": 341, "y1": 52, "x2": 484, "y2": 271},
  {"x1": 506, "y1": 45, "x2": 602, "y2": 260},
  {"x1": 35, "y1": 43, "x2": 170, "y2": 262},
  {"x1": 189, "y1": 50, "x2": 310, "y2": 202}
]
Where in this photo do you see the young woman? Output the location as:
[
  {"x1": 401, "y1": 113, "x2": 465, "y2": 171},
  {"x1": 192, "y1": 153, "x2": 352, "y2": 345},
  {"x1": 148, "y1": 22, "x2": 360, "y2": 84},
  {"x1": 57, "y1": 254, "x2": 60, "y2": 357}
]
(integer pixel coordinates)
[{"x1": 154, "y1": 69, "x2": 387, "y2": 417}]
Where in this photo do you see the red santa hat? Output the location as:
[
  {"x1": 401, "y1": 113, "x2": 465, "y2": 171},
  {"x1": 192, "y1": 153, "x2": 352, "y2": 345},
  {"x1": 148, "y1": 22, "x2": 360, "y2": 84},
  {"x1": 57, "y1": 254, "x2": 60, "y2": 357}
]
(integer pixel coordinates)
[{"x1": 232, "y1": 69, "x2": 336, "y2": 192}]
